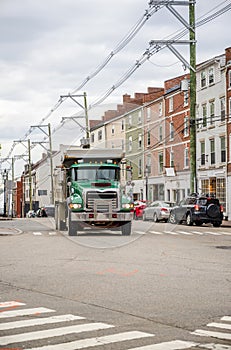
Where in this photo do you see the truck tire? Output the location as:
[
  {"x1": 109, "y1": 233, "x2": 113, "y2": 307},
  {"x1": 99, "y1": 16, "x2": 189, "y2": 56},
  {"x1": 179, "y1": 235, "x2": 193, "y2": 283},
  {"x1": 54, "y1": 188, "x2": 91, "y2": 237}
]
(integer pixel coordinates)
[
  {"x1": 121, "y1": 222, "x2": 132, "y2": 236},
  {"x1": 68, "y1": 210, "x2": 78, "y2": 236}
]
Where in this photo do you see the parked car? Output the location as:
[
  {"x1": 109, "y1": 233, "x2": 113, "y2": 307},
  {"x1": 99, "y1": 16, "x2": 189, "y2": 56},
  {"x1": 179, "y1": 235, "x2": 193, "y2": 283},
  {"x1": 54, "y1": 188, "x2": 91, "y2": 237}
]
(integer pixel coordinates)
[
  {"x1": 168, "y1": 194, "x2": 223, "y2": 227},
  {"x1": 133, "y1": 200, "x2": 147, "y2": 220},
  {"x1": 143, "y1": 200, "x2": 176, "y2": 222}
]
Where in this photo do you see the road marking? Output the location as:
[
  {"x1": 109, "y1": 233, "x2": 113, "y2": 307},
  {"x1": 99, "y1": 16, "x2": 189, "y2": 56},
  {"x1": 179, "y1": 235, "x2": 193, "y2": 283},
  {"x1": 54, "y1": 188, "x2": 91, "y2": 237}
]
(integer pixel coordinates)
[
  {"x1": 219, "y1": 232, "x2": 231, "y2": 236},
  {"x1": 49, "y1": 231, "x2": 57, "y2": 235},
  {"x1": 0, "y1": 322, "x2": 114, "y2": 346},
  {"x1": 164, "y1": 231, "x2": 179, "y2": 235},
  {"x1": 33, "y1": 232, "x2": 42, "y2": 235},
  {"x1": 192, "y1": 231, "x2": 204, "y2": 235},
  {"x1": 0, "y1": 307, "x2": 55, "y2": 318},
  {"x1": 0, "y1": 314, "x2": 85, "y2": 330},
  {"x1": 204, "y1": 231, "x2": 222, "y2": 235},
  {"x1": 128, "y1": 339, "x2": 198, "y2": 349},
  {"x1": 177, "y1": 231, "x2": 192, "y2": 235},
  {"x1": 207, "y1": 322, "x2": 231, "y2": 330},
  {"x1": 200, "y1": 343, "x2": 231, "y2": 349},
  {"x1": 149, "y1": 231, "x2": 163, "y2": 235},
  {"x1": 192, "y1": 329, "x2": 231, "y2": 341},
  {"x1": 25, "y1": 331, "x2": 154, "y2": 350},
  {"x1": 135, "y1": 231, "x2": 147, "y2": 235},
  {"x1": 0, "y1": 301, "x2": 26, "y2": 308},
  {"x1": 221, "y1": 316, "x2": 231, "y2": 322}
]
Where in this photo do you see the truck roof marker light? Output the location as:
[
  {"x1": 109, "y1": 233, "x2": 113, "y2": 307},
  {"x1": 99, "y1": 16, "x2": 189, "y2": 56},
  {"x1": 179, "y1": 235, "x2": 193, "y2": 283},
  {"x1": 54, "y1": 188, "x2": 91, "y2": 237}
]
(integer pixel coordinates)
[
  {"x1": 78, "y1": 159, "x2": 84, "y2": 163},
  {"x1": 107, "y1": 159, "x2": 113, "y2": 164}
]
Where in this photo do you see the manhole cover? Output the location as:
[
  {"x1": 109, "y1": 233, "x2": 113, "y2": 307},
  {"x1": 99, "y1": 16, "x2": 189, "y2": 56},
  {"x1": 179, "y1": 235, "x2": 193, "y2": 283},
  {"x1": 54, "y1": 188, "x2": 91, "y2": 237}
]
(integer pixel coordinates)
[{"x1": 216, "y1": 246, "x2": 231, "y2": 250}]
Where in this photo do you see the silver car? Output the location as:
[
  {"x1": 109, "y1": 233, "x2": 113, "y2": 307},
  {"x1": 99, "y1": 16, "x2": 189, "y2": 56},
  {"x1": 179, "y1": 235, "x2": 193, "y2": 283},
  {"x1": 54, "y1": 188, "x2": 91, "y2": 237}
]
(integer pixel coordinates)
[{"x1": 143, "y1": 201, "x2": 176, "y2": 222}]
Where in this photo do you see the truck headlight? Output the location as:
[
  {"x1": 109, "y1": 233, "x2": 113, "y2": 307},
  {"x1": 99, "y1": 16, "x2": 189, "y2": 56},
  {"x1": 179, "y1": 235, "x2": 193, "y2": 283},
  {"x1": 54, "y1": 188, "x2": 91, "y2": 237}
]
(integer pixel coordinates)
[
  {"x1": 122, "y1": 203, "x2": 133, "y2": 209},
  {"x1": 69, "y1": 203, "x2": 82, "y2": 209}
]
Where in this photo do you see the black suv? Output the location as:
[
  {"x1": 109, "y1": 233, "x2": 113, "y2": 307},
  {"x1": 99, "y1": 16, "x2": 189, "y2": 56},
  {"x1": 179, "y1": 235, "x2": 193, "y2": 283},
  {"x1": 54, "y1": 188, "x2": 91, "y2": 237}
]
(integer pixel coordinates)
[{"x1": 169, "y1": 194, "x2": 223, "y2": 227}]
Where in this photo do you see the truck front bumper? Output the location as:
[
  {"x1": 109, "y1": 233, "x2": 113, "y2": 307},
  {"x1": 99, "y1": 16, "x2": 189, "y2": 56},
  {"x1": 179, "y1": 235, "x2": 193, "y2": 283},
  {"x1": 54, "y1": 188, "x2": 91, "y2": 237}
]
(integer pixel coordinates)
[{"x1": 70, "y1": 211, "x2": 133, "y2": 223}]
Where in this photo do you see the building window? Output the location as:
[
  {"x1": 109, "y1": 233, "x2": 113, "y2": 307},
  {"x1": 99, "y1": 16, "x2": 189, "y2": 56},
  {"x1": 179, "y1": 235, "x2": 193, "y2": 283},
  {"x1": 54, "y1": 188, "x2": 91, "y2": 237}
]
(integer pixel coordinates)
[
  {"x1": 201, "y1": 70, "x2": 206, "y2": 88},
  {"x1": 147, "y1": 108, "x2": 151, "y2": 120},
  {"x1": 220, "y1": 97, "x2": 225, "y2": 122},
  {"x1": 208, "y1": 67, "x2": 214, "y2": 85},
  {"x1": 91, "y1": 133, "x2": 95, "y2": 143},
  {"x1": 38, "y1": 190, "x2": 47, "y2": 196},
  {"x1": 159, "y1": 125, "x2": 163, "y2": 142},
  {"x1": 220, "y1": 136, "x2": 226, "y2": 162},
  {"x1": 184, "y1": 147, "x2": 189, "y2": 168},
  {"x1": 128, "y1": 136, "x2": 132, "y2": 152},
  {"x1": 229, "y1": 98, "x2": 231, "y2": 121},
  {"x1": 210, "y1": 139, "x2": 215, "y2": 165},
  {"x1": 209, "y1": 101, "x2": 215, "y2": 125},
  {"x1": 200, "y1": 141, "x2": 205, "y2": 166},
  {"x1": 98, "y1": 130, "x2": 102, "y2": 141},
  {"x1": 184, "y1": 116, "x2": 189, "y2": 137},
  {"x1": 170, "y1": 151, "x2": 174, "y2": 167},
  {"x1": 146, "y1": 154, "x2": 151, "y2": 174},
  {"x1": 138, "y1": 111, "x2": 142, "y2": 124},
  {"x1": 229, "y1": 69, "x2": 231, "y2": 89},
  {"x1": 169, "y1": 97, "x2": 173, "y2": 112},
  {"x1": 138, "y1": 133, "x2": 142, "y2": 149},
  {"x1": 184, "y1": 91, "x2": 189, "y2": 106},
  {"x1": 202, "y1": 104, "x2": 207, "y2": 127},
  {"x1": 170, "y1": 122, "x2": 174, "y2": 140},
  {"x1": 159, "y1": 102, "x2": 163, "y2": 116},
  {"x1": 121, "y1": 119, "x2": 125, "y2": 131},
  {"x1": 138, "y1": 158, "x2": 142, "y2": 176},
  {"x1": 147, "y1": 130, "x2": 151, "y2": 146},
  {"x1": 158, "y1": 152, "x2": 164, "y2": 173},
  {"x1": 111, "y1": 124, "x2": 115, "y2": 135}
]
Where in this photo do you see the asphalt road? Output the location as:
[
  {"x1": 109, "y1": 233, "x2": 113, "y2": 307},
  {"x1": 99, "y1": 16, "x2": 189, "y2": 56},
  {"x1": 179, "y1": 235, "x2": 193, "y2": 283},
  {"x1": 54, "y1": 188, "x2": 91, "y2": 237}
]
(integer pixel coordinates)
[{"x1": 0, "y1": 217, "x2": 230, "y2": 349}]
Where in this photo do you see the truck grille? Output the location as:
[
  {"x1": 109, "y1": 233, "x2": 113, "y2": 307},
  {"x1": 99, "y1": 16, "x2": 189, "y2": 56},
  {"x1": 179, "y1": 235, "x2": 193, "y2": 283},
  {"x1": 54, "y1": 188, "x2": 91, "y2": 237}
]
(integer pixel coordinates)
[{"x1": 86, "y1": 191, "x2": 118, "y2": 212}]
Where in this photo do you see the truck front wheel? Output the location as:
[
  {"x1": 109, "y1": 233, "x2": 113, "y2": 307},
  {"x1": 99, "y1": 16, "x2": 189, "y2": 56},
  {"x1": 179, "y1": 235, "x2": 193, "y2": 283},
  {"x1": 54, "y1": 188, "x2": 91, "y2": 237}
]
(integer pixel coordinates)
[
  {"x1": 121, "y1": 221, "x2": 132, "y2": 236},
  {"x1": 68, "y1": 210, "x2": 78, "y2": 236}
]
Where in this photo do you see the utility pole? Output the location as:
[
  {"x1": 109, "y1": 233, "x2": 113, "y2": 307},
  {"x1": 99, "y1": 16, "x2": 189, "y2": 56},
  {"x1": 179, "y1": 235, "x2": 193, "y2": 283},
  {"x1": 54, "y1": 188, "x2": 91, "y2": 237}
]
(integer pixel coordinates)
[
  {"x1": 28, "y1": 139, "x2": 33, "y2": 211},
  {"x1": 149, "y1": 0, "x2": 197, "y2": 193},
  {"x1": 189, "y1": 0, "x2": 197, "y2": 193}
]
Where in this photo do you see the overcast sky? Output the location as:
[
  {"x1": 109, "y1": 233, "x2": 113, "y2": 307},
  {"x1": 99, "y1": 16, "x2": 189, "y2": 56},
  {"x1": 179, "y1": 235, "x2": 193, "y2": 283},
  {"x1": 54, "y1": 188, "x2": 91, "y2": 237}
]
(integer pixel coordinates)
[{"x1": 0, "y1": 0, "x2": 231, "y2": 168}]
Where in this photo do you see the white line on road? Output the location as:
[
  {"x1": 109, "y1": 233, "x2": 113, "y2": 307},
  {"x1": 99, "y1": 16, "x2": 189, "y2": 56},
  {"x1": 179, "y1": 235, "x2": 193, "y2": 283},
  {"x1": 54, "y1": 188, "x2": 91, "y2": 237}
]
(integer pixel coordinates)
[
  {"x1": 127, "y1": 339, "x2": 198, "y2": 349},
  {"x1": 192, "y1": 329, "x2": 231, "y2": 341},
  {"x1": 0, "y1": 307, "x2": 55, "y2": 318},
  {"x1": 149, "y1": 231, "x2": 163, "y2": 235},
  {"x1": 25, "y1": 331, "x2": 154, "y2": 350},
  {"x1": 221, "y1": 316, "x2": 231, "y2": 322},
  {"x1": 0, "y1": 301, "x2": 26, "y2": 308},
  {"x1": 0, "y1": 322, "x2": 114, "y2": 346},
  {"x1": 164, "y1": 231, "x2": 179, "y2": 235},
  {"x1": 177, "y1": 231, "x2": 193, "y2": 235},
  {"x1": 207, "y1": 322, "x2": 231, "y2": 330},
  {"x1": 33, "y1": 232, "x2": 42, "y2": 235},
  {"x1": 135, "y1": 231, "x2": 147, "y2": 235},
  {"x1": 192, "y1": 231, "x2": 204, "y2": 235},
  {"x1": 204, "y1": 231, "x2": 222, "y2": 235},
  {"x1": 0, "y1": 314, "x2": 85, "y2": 330},
  {"x1": 199, "y1": 343, "x2": 231, "y2": 349}
]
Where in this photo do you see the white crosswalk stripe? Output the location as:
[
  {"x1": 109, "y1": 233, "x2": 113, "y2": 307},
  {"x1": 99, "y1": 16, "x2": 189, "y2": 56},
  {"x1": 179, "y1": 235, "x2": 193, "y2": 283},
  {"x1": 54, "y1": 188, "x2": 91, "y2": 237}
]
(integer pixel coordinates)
[
  {"x1": 25, "y1": 331, "x2": 154, "y2": 350},
  {"x1": 199, "y1": 344, "x2": 231, "y2": 349},
  {"x1": 127, "y1": 340, "x2": 198, "y2": 349},
  {"x1": 0, "y1": 322, "x2": 114, "y2": 346},
  {"x1": 0, "y1": 307, "x2": 55, "y2": 318},
  {"x1": 0, "y1": 314, "x2": 85, "y2": 330},
  {"x1": 164, "y1": 231, "x2": 179, "y2": 235},
  {"x1": 0, "y1": 301, "x2": 26, "y2": 308}
]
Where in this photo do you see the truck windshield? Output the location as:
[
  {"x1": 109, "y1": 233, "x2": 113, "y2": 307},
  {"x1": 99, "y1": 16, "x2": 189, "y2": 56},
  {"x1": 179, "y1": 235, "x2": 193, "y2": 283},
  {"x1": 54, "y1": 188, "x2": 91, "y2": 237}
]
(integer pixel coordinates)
[{"x1": 72, "y1": 166, "x2": 120, "y2": 181}]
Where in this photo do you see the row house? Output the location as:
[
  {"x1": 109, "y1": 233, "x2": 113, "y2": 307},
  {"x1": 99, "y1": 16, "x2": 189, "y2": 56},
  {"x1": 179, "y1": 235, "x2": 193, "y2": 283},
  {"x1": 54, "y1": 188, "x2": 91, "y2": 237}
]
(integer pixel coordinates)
[{"x1": 89, "y1": 47, "x2": 231, "y2": 219}]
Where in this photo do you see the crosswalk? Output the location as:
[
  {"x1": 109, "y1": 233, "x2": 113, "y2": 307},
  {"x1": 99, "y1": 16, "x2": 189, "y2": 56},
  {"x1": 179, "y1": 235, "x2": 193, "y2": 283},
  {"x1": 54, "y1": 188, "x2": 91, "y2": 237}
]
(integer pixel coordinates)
[
  {"x1": 0, "y1": 300, "x2": 230, "y2": 349},
  {"x1": 134, "y1": 229, "x2": 231, "y2": 236},
  {"x1": 29, "y1": 229, "x2": 231, "y2": 237}
]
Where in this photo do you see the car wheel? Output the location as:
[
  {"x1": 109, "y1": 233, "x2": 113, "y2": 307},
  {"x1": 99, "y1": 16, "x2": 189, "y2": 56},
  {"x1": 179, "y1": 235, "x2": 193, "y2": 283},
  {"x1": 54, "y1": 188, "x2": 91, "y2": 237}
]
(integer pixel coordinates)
[
  {"x1": 153, "y1": 213, "x2": 159, "y2": 223},
  {"x1": 186, "y1": 213, "x2": 193, "y2": 226},
  {"x1": 195, "y1": 221, "x2": 203, "y2": 226},
  {"x1": 213, "y1": 221, "x2": 221, "y2": 227},
  {"x1": 169, "y1": 212, "x2": 177, "y2": 224}
]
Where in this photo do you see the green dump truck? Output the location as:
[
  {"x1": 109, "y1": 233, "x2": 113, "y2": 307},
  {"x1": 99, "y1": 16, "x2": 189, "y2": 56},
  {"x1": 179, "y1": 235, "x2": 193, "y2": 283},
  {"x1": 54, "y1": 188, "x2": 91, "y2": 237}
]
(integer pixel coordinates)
[{"x1": 55, "y1": 147, "x2": 133, "y2": 236}]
